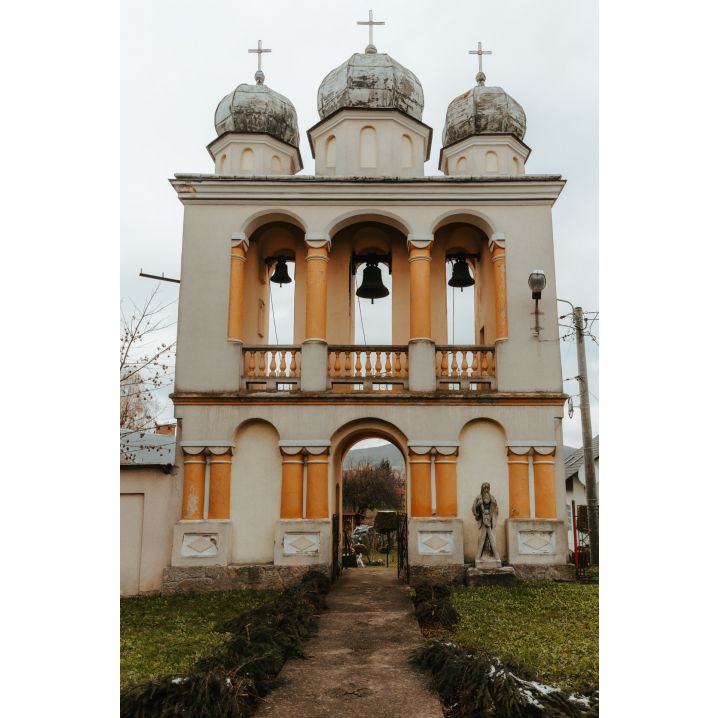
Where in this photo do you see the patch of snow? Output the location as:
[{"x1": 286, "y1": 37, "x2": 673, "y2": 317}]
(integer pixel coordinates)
[{"x1": 171, "y1": 678, "x2": 186, "y2": 684}]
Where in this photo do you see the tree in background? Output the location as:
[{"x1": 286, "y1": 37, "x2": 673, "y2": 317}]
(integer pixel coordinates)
[
  {"x1": 342, "y1": 458, "x2": 404, "y2": 515},
  {"x1": 120, "y1": 283, "x2": 176, "y2": 432}
]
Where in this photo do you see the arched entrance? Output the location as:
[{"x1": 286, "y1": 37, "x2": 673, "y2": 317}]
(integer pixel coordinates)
[{"x1": 330, "y1": 420, "x2": 410, "y2": 582}]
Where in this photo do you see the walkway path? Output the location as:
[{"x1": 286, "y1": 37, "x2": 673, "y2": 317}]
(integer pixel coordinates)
[{"x1": 256, "y1": 568, "x2": 443, "y2": 718}]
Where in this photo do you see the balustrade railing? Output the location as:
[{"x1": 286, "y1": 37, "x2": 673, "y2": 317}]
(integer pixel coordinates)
[
  {"x1": 327, "y1": 346, "x2": 409, "y2": 390},
  {"x1": 241, "y1": 346, "x2": 301, "y2": 390},
  {"x1": 435, "y1": 345, "x2": 496, "y2": 390}
]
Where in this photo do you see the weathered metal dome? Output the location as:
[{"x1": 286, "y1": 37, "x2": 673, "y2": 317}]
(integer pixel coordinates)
[
  {"x1": 442, "y1": 72, "x2": 526, "y2": 147},
  {"x1": 317, "y1": 50, "x2": 424, "y2": 121},
  {"x1": 214, "y1": 81, "x2": 300, "y2": 148}
]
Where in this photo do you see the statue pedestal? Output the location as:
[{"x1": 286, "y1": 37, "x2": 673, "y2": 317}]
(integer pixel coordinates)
[
  {"x1": 505, "y1": 518, "x2": 568, "y2": 566},
  {"x1": 466, "y1": 566, "x2": 517, "y2": 587},
  {"x1": 273, "y1": 519, "x2": 332, "y2": 567},
  {"x1": 474, "y1": 558, "x2": 501, "y2": 569},
  {"x1": 408, "y1": 517, "x2": 464, "y2": 566}
]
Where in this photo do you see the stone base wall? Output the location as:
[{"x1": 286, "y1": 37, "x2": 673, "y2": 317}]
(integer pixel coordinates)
[
  {"x1": 409, "y1": 563, "x2": 576, "y2": 586},
  {"x1": 161, "y1": 563, "x2": 331, "y2": 596},
  {"x1": 512, "y1": 564, "x2": 576, "y2": 582},
  {"x1": 409, "y1": 564, "x2": 468, "y2": 586}
]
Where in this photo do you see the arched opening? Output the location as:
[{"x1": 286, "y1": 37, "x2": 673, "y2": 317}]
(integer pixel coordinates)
[
  {"x1": 359, "y1": 126, "x2": 377, "y2": 168},
  {"x1": 401, "y1": 135, "x2": 413, "y2": 168},
  {"x1": 325, "y1": 135, "x2": 336, "y2": 168},
  {"x1": 271, "y1": 155, "x2": 281, "y2": 174},
  {"x1": 512, "y1": 156, "x2": 520, "y2": 175},
  {"x1": 446, "y1": 256, "x2": 476, "y2": 344},
  {"x1": 335, "y1": 425, "x2": 407, "y2": 569},
  {"x1": 485, "y1": 151, "x2": 498, "y2": 174},
  {"x1": 219, "y1": 154, "x2": 227, "y2": 174},
  {"x1": 457, "y1": 156, "x2": 468, "y2": 174},
  {"x1": 241, "y1": 148, "x2": 254, "y2": 171}
]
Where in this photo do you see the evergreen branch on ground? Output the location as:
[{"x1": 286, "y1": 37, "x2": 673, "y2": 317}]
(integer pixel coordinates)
[{"x1": 120, "y1": 571, "x2": 331, "y2": 718}]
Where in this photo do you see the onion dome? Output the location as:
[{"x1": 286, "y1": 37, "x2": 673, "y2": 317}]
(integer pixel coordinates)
[
  {"x1": 317, "y1": 48, "x2": 424, "y2": 121},
  {"x1": 442, "y1": 72, "x2": 526, "y2": 147},
  {"x1": 214, "y1": 71, "x2": 300, "y2": 148}
]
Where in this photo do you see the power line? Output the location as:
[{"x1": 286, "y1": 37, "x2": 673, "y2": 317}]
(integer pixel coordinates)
[{"x1": 356, "y1": 273, "x2": 367, "y2": 345}]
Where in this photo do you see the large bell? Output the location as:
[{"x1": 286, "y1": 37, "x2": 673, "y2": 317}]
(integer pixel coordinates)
[
  {"x1": 270, "y1": 257, "x2": 292, "y2": 287},
  {"x1": 448, "y1": 257, "x2": 475, "y2": 291},
  {"x1": 356, "y1": 261, "x2": 389, "y2": 304}
]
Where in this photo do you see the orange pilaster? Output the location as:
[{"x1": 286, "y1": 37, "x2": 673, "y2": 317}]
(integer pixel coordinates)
[
  {"x1": 305, "y1": 244, "x2": 329, "y2": 341},
  {"x1": 408, "y1": 242, "x2": 432, "y2": 340},
  {"x1": 182, "y1": 451, "x2": 206, "y2": 520},
  {"x1": 435, "y1": 450, "x2": 458, "y2": 517},
  {"x1": 492, "y1": 243, "x2": 508, "y2": 341},
  {"x1": 228, "y1": 242, "x2": 246, "y2": 342},
  {"x1": 533, "y1": 450, "x2": 557, "y2": 518},
  {"x1": 208, "y1": 451, "x2": 232, "y2": 520},
  {"x1": 507, "y1": 449, "x2": 530, "y2": 518},
  {"x1": 306, "y1": 452, "x2": 329, "y2": 519},
  {"x1": 280, "y1": 452, "x2": 304, "y2": 519},
  {"x1": 409, "y1": 449, "x2": 432, "y2": 517}
]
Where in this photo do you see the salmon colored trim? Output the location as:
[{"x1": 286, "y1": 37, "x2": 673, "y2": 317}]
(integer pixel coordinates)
[
  {"x1": 533, "y1": 449, "x2": 557, "y2": 519},
  {"x1": 507, "y1": 448, "x2": 530, "y2": 519},
  {"x1": 208, "y1": 451, "x2": 232, "y2": 520},
  {"x1": 408, "y1": 241, "x2": 432, "y2": 340},
  {"x1": 305, "y1": 244, "x2": 328, "y2": 341},
  {"x1": 182, "y1": 451, "x2": 206, "y2": 520},
  {"x1": 409, "y1": 449, "x2": 431, "y2": 517},
  {"x1": 280, "y1": 453, "x2": 303, "y2": 519},
  {"x1": 306, "y1": 451, "x2": 329, "y2": 519},
  {"x1": 492, "y1": 244, "x2": 508, "y2": 341},
  {"x1": 228, "y1": 244, "x2": 246, "y2": 342},
  {"x1": 435, "y1": 450, "x2": 458, "y2": 517}
]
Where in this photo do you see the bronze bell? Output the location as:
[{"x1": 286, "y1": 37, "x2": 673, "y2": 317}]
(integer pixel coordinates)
[
  {"x1": 356, "y1": 260, "x2": 389, "y2": 304},
  {"x1": 270, "y1": 257, "x2": 292, "y2": 287},
  {"x1": 448, "y1": 257, "x2": 475, "y2": 292}
]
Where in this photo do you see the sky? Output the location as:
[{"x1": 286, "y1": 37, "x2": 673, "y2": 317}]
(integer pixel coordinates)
[{"x1": 121, "y1": 0, "x2": 599, "y2": 449}]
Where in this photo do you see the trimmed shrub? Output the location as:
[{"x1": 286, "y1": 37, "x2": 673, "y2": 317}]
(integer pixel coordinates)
[
  {"x1": 412, "y1": 581, "x2": 458, "y2": 628},
  {"x1": 121, "y1": 570, "x2": 330, "y2": 718}
]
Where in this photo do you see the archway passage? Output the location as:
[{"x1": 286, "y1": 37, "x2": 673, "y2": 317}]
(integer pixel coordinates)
[{"x1": 340, "y1": 437, "x2": 406, "y2": 572}]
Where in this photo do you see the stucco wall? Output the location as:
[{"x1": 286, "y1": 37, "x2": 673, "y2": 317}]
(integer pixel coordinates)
[
  {"x1": 457, "y1": 419, "x2": 508, "y2": 562},
  {"x1": 230, "y1": 420, "x2": 283, "y2": 564},
  {"x1": 120, "y1": 465, "x2": 180, "y2": 595}
]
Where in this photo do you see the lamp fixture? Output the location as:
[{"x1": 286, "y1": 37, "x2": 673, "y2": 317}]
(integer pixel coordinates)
[{"x1": 528, "y1": 269, "x2": 546, "y2": 336}]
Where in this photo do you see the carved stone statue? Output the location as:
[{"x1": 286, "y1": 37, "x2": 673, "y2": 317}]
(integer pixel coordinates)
[{"x1": 472, "y1": 482, "x2": 501, "y2": 565}]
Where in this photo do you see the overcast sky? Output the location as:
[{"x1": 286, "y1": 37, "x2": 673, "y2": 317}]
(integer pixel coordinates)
[{"x1": 121, "y1": 0, "x2": 598, "y2": 448}]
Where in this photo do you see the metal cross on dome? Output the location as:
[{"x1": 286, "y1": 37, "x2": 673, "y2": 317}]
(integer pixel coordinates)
[
  {"x1": 357, "y1": 10, "x2": 385, "y2": 47},
  {"x1": 248, "y1": 40, "x2": 271, "y2": 81},
  {"x1": 469, "y1": 41, "x2": 492, "y2": 72}
]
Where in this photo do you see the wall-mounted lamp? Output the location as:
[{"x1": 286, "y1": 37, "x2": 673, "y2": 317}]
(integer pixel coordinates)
[{"x1": 528, "y1": 270, "x2": 546, "y2": 336}]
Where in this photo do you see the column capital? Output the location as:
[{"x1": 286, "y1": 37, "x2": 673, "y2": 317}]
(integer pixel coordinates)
[
  {"x1": 181, "y1": 441, "x2": 235, "y2": 456},
  {"x1": 231, "y1": 232, "x2": 249, "y2": 251},
  {"x1": 505, "y1": 441, "x2": 556, "y2": 456},
  {"x1": 408, "y1": 441, "x2": 460, "y2": 457},
  {"x1": 407, "y1": 233, "x2": 434, "y2": 250},
  {"x1": 305, "y1": 233, "x2": 332, "y2": 250},
  {"x1": 489, "y1": 232, "x2": 506, "y2": 253},
  {"x1": 278, "y1": 440, "x2": 331, "y2": 456}
]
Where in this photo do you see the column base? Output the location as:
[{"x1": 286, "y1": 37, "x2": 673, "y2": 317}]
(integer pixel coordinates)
[
  {"x1": 274, "y1": 519, "x2": 332, "y2": 566},
  {"x1": 171, "y1": 519, "x2": 233, "y2": 568},
  {"x1": 505, "y1": 518, "x2": 568, "y2": 565},
  {"x1": 408, "y1": 517, "x2": 464, "y2": 566}
]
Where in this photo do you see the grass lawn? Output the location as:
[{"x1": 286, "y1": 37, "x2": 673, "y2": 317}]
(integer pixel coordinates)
[
  {"x1": 449, "y1": 583, "x2": 598, "y2": 691},
  {"x1": 120, "y1": 590, "x2": 280, "y2": 690}
]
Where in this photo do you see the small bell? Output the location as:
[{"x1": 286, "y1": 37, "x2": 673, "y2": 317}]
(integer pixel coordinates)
[
  {"x1": 356, "y1": 258, "x2": 389, "y2": 305},
  {"x1": 448, "y1": 257, "x2": 475, "y2": 292},
  {"x1": 270, "y1": 257, "x2": 292, "y2": 287}
]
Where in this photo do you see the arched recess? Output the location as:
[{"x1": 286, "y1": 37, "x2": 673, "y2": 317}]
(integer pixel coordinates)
[
  {"x1": 271, "y1": 156, "x2": 281, "y2": 174},
  {"x1": 241, "y1": 148, "x2": 254, "y2": 171},
  {"x1": 401, "y1": 135, "x2": 413, "y2": 168},
  {"x1": 330, "y1": 418, "x2": 409, "y2": 520},
  {"x1": 360, "y1": 126, "x2": 377, "y2": 168},
  {"x1": 458, "y1": 418, "x2": 507, "y2": 562},
  {"x1": 457, "y1": 157, "x2": 467, "y2": 174},
  {"x1": 325, "y1": 135, "x2": 336, "y2": 168},
  {"x1": 230, "y1": 419, "x2": 282, "y2": 564},
  {"x1": 219, "y1": 154, "x2": 227, "y2": 174},
  {"x1": 430, "y1": 209, "x2": 498, "y2": 239},
  {"x1": 485, "y1": 151, "x2": 498, "y2": 173}
]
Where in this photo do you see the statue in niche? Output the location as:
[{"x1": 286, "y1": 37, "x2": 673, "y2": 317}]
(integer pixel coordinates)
[{"x1": 472, "y1": 482, "x2": 501, "y2": 564}]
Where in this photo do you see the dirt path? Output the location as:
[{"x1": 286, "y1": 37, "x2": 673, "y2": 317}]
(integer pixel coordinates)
[{"x1": 255, "y1": 567, "x2": 443, "y2": 718}]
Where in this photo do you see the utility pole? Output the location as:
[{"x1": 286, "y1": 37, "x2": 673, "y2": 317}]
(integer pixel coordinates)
[{"x1": 559, "y1": 300, "x2": 599, "y2": 565}]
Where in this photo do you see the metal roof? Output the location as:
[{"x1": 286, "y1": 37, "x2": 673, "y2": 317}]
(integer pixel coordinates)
[
  {"x1": 564, "y1": 435, "x2": 599, "y2": 481},
  {"x1": 120, "y1": 429, "x2": 176, "y2": 466}
]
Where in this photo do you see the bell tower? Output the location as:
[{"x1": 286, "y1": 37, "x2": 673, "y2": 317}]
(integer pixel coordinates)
[{"x1": 165, "y1": 32, "x2": 572, "y2": 592}]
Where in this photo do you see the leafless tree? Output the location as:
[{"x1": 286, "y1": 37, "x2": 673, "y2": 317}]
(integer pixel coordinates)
[{"x1": 120, "y1": 283, "x2": 176, "y2": 434}]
